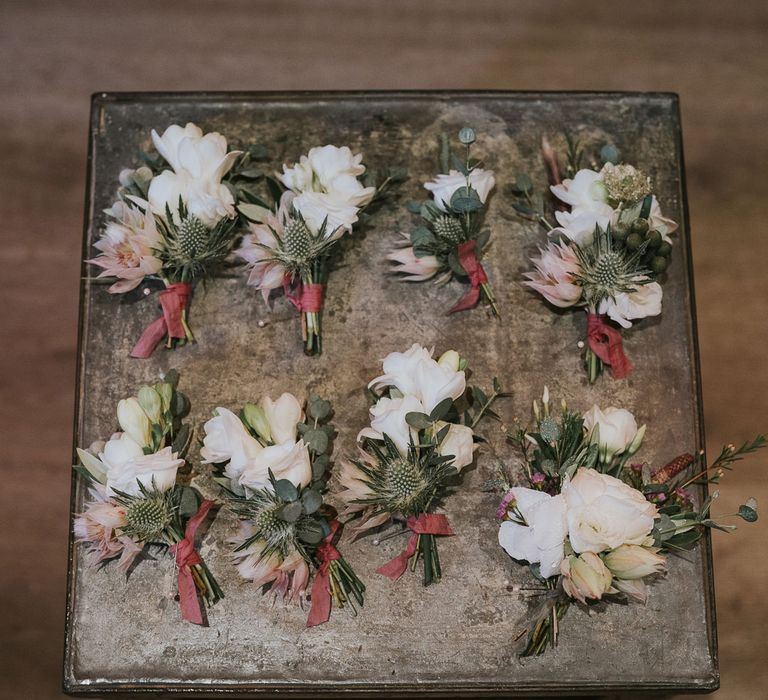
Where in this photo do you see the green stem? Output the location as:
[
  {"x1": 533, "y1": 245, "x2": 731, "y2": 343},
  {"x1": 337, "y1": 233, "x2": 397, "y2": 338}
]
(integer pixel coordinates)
[{"x1": 481, "y1": 282, "x2": 500, "y2": 318}]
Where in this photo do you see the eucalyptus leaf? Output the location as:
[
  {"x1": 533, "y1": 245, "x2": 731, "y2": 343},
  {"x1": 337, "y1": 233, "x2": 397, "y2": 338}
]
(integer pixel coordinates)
[
  {"x1": 301, "y1": 489, "x2": 323, "y2": 515},
  {"x1": 297, "y1": 522, "x2": 324, "y2": 545},
  {"x1": 307, "y1": 396, "x2": 331, "y2": 421},
  {"x1": 303, "y1": 429, "x2": 329, "y2": 454},
  {"x1": 163, "y1": 369, "x2": 180, "y2": 388},
  {"x1": 406, "y1": 200, "x2": 423, "y2": 214},
  {"x1": 405, "y1": 412, "x2": 432, "y2": 430},
  {"x1": 450, "y1": 186, "x2": 483, "y2": 213},
  {"x1": 274, "y1": 479, "x2": 299, "y2": 502},
  {"x1": 279, "y1": 501, "x2": 303, "y2": 523},
  {"x1": 738, "y1": 504, "x2": 758, "y2": 522},
  {"x1": 178, "y1": 486, "x2": 200, "y2": 519},
  {"x1": 311, "y1": 454, "x2": 329, "y2": 479},
  {"x1": 171, "y1": 424, "x2": 191, "y2": 456},
  {"x1": 429, "y1": 397, "x2": 454, "y2": 422}
]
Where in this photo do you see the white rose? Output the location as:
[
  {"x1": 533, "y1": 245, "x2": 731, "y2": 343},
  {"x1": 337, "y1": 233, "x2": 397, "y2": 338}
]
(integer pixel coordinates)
[
  {"x1": 368, "y1": 343, "x2": 466, "y2": 413},
  {"x1": 552, "y1": 209, "x2": 611, "y2": 246},
  {"x1": 239, "y1": 440, "x2": 312, "y2": 491},
  {"x1": 498, "y1": 488, "x2": 568, "y2": 578},
  {"x1": 599, "y1": 281, "x2": 663, "y2": 329},
  {"x1": 259, "y1": 393, "x2": 303, "y2": 445},
  {"x1": 148, "y1": 122, "x2": 241, "y2": 227},
  {"x1": 564, "y1": 468, "x2": 657, "y2": 554},
  {"x1": 424, "y1": 168, "x2": 495, "y2": 212},
  {"x1": 116, "y1": 397, "x2": 152, "y2": 448},
  {"x1": 292, "y1": 191, "x2": 361, "y2": 238},
  {"x1": 280, "y1": 156, "x2": 314, "y2": 193},
  {"x1": 357, "y1": 394, "x2": 424, "y2": 455},
  {"x1": 201, "y1": 408, "x2": 264, "y2": 482},
  {"x1": 582, "y1": 405, "x2": 643, "y2": 462},
  {"x1": 101, "y1": 434, "x2": 182, "y2": 496},
  {"x1": 435, "y1": 421, "x2": 475, "y2": 471},
  {"x1": 550, "y1": 168, "x2": 613, "y2": 217}
]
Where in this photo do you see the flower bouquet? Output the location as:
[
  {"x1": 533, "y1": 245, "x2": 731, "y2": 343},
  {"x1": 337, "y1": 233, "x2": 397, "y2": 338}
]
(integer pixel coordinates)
[
  {"x1": 389, "y1": 128, "x2": 499, "y2": 316},
  {"x1": 237, "y1": 145, "x2": 401, "y2": 355},
  {"x1": 88, "y1": 122, "x2": 261, "y2": 358},
  {"x1": 337, "y1": 343, "x2": 506, "y2": 586},
  {"x1": 73, "y1": 370, "x2": 223, "y2": 625},
  {"x1": 201, "y1": 392, "x2": 364, "y2": 626},
  {"x1": 493, "y1": 388, "x2": 764, "y2": 656},
  {"x1": 517, "y1": 136, "x2": 678, "y2": 382}
]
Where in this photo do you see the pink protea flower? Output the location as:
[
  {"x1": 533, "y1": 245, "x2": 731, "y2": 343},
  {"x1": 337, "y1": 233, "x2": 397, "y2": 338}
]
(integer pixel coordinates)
[
  {"x1": 237, "y1": 193, "x2": 293, "y2": 303},
  {"x1": 74, "y1": 485, "x2": 143, "y2": 571},
  {"x1": 523, "y1": 240, "x2": 583, "y2": 308},
  {"x1": 88, "y1": 202, "x2": 164, "y2": 293},
  {"x1": 335, "y1": 453, "x2": 391, "y2": 539},
  {"x1": 387, "y1": 233, "x2": 442, "y2": 281},
  {"x1": 230, "y1": 523, "x2": 310, "y2": 603}
]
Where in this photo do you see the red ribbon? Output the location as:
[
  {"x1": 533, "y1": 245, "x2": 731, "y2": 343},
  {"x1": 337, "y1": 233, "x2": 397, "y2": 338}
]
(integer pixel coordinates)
[
  {"x1": 587, "y1": 312, "x2": 634, "y2": 379},
  {"x1": 306, "y1": 520, "x2": 342, "y2": 628},
  {"x1": 130, "y1": 283, "x2": 192, "y2": 359},
  {"x1": 170, "y1": 499, "x2": 213, "y2": 626},
  {"x1": 448, "y1": 240, "x2": 488, "y2": 314},
  {"x1": 376, "y1": 514, "x2": 454, "y2": 580},
  {"x1": 283, "y1": 276, "x2": 324, "y2": 314}
]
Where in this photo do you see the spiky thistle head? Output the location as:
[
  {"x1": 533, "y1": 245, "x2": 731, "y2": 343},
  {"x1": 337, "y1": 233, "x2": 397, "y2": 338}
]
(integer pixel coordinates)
[
  {"x1": 176, "y1": 215, "x2": 208, "y2": 257},
  {"x1": 432, "y1": 215, "x2": 465, "y2": 246},
  {"x1": 572, "y1": 226, "x2": 652, "y2": 306},
  {"x1": 351, "y1": 435, "x2": 456, "y2": 518},
  {"x1": 113, "y1": 487, "x2": 176, "y2": 542}
]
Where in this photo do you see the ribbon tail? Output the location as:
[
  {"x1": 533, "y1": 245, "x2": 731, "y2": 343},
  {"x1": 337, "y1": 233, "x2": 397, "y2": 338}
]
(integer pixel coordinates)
[
  {"x1": 448, "y1": 285, "x2": 482, "y2": 314},
  {"x1": 376, "y1": 533, "x2": 419, "y2": 580},
  {"x1": 306, "y1": 568, "x2": 333, "y2": 627},
  {"x1": 177, "y1": 567, "x2": 205, "y2": 625},
  {"x1": 130, "y1": 316, "x2": 168, "y2": 359},
  {"x1": 587, "y1": 314, "x2": 634, "y2": 379}
]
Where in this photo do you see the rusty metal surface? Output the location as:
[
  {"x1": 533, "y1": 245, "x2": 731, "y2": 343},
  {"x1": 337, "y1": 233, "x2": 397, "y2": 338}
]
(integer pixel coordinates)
[{"x1": 63, "y1": 91, "x2": 715, "y2": 696}]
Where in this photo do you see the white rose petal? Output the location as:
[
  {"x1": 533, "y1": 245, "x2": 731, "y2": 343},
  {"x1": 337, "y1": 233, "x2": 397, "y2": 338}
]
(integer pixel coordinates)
[
  {"x1": 201, "y1": 408, "x2": 264, "y2": 482},
  {"x1": 239, "y1": 440, "x2": 312, "y2": 491},
  {"x1": 260, "y1": 393, "x2": 303, "y2": 445}
]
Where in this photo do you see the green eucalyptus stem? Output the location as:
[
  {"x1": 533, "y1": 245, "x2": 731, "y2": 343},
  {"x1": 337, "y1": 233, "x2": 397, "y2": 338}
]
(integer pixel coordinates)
[{"x1": 585, "y1": 346, "x2": 602, "y2": 384}]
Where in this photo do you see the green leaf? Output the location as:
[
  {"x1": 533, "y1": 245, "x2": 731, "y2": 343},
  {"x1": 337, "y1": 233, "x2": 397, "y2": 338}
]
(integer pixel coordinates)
[
  {"x1": 665, "y1": 529, "x2": 701, "y2": 550},
  {"x1": 406, "y1": 200, "x2": 423, "y2": 214},
  {"x1": 474, "y1": 229, "x2": 491, "y2": 252},
  {"x1": 420, "y1": 200, "x2": 442, "y2": 223},
  {"x1": 171, "y1": 424, "x2": 191, "y2": 456},
  {"x1": 307, "y1": 396, "x2": 331, "y2": 421},
  {"x1": 265, "y1": 175, "x2": 284, "y2": 204},
  {"x1": 301, "y1": 489, "x2": 323, "y2": 515},
  {"x1": 738, "y1": 504, "x2": 758, "y2": 522},
  {"x1": 274, "y1": 479, "x2": 299, "y2": 502},
  {"x1": 512, "y1": 174, "x2": 533, "y2": 194},
  {"x1": 296, "y1": 521, "x2": 324, "y2": 544},
  {"x1": 639, "y1": 194, "x2": 653, "y2": 220},
  {"x1": 171, "y1": 390, "x2": 190, "y2": 418},
  {"x1": 236, "y1": 169, "x2": 263, "y2": 179},
  {"x1": 178, "y1": 486, "x2": 200, "y2": 519},
  {"x1": 75, "y1": 448, "x2": 108, "y2": 484},
  {"x1": 237, "y1": 202, "x2": 271, "y2": 223},
  {"x1": 411, "y1": 225, "x2": 436, "y2": 248},
  {"x1": 311, "y1": 454, "x2": 329, "y2": 479},
  {"x1": 429, "y1": 398, "x2": 454, "y2": 422},
  {"x1": 303, "y1": 429, "x2": 329, "y2": 454},
  {"x1": 405, "y1": 412, "x2": 432, "y2": 430},
  {"x1": 279, "y1": 501, "x2": 303, "y2": 523},
  {"x1": 450, "y1": 186, "x2": 483, "y2": 213},
  {"x1": 447, "y1": 248, "x2": 467, "y2": 277},
  {"x1": 600, "y1": 144, "x2": 620, "y2": 165},
  {"x1": 163, "y1": 369, "x2": 180, "y2": 388}
]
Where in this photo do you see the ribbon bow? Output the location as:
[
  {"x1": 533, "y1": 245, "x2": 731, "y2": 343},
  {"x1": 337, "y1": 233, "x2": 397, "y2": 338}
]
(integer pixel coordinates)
[
  {"x1": 306, "y1": 520, "x2": 342, "y2": 628},
  {"x1": 283, "y1": 276, "x2": 324, "y2": 314},
  {"x1": 448, "y1": 240, "x2": 488, "y2": 314},
  {"x1": 376, "y1": 514, "x2": 454, "y2": 580},
  {"x1": 586, "y1": 312, "x2": 634, "y2": 379},
  {"x1": 130, "y1": 282, "x2": 192, "y2": 359},
  {"x1": 169, "y1": 499, "x2": 213, "y2": 626}
]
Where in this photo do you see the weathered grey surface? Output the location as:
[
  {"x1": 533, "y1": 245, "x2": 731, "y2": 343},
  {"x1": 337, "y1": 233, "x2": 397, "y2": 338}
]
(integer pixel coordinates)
[{"x1": 64, "y1": 92, "x2": 713, "y2": 695}]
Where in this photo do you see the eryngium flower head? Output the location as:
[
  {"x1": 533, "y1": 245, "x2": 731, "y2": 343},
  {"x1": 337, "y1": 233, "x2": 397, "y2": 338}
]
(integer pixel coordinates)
[
  {"x1": 124, "y1": 492, "x2": 174, "y2": 541},
  {"x1": 572, "y1": 226, "x2": 651, "y2": 306}
]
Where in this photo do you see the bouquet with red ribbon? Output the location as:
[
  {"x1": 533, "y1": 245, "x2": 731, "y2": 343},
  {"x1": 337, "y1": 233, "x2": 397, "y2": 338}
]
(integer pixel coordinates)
[
  {"x1": 72, "y1": 371, "x2": 223, "y2": 626},
  {"x1": 494, "y1": 388, "x2": 764, "y2": 656},
  {"x1": 202, "y1": 392, "x2": 364, "y2": 626},
  {"x1": 516, "y1": 135, "x2": 678, "y2": 383},
  {"x1": 388, "y1": 127, "x2": 499, "y2": 316},
  {"x1": 236, "y1": 145, "x2": 402, "y2": 355},
  {"x1": 88, "y1": 122, "x2": 267, "y2": 358},
  {"x1": 337, "y1": 343, "x2": 507, "y2": 586}
]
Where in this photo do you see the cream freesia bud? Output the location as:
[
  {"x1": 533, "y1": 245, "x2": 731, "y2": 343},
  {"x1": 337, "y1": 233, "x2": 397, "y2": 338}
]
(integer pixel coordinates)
[
  {"x1": 243, "y1": 403, "x2": 272, "y2": 443},
  {"x1": 626, "y1": 424, "x2": 646, "y2": 456},
  {"x1": 542, "y1": 386, "x2": 550, "y2": 411},
  {"x1": 138, "y1": 386, "x2": 163, "y2": 423},
  {"x1": 603, "y1": 545, "x2": 666, "y2": 580},
  {"x1": 533, "y1": 399, "x2": 540, "y2": 421},
  {"x1": 437, "y1": 350, "x2": 461, "y2": 373},
  {"x1": 560, "y1": 553, "x2": 613, "y2": 604},
  {"x1": 155, "y1": 382, "x2": 173, "y2": 413},
  {"x1": 117, "y1": 397, "x2": 152, "y2": 448}
]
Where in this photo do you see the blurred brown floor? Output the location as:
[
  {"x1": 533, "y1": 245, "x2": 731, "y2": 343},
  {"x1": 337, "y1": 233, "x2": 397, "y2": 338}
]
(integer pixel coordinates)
[{"x1": 1, "y1": 1, "x2": 766, "y2": 699}]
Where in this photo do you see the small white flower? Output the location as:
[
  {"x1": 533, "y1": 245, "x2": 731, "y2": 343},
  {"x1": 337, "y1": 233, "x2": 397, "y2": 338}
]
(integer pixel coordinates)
[
  {"x1": 498, "y1": 488, "x2": 568, "y2": 578},
  {"x1": 201, "y1": 407, "x2": 264, "y2": 482},
  {"x1": 599, "y1": 281, "x2": 663, "y2": 329},
  {"x1": 424, "y1": 168, "x2": 495, "y2": 212},
  {"x1": 147, "y1": 122, "x2": 241, "y2": 227},
  {"x1": 101, "y1": 434, "x2": 183, "y2": 496},
  {"x1": 357, "y1": 394, "x2": 424, "y2": 455},
  {"x1": 435, "y1": 421, "x2": 475, "y2": 471},
  {"x1": 582, "y1": 405, "x2": 643, "y2": 462},
  {"x1": 258, "y1": 393, "x2": 304, "y2": 445}
]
